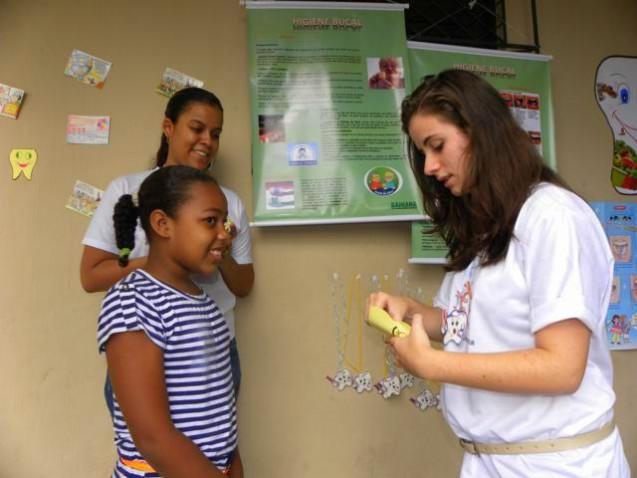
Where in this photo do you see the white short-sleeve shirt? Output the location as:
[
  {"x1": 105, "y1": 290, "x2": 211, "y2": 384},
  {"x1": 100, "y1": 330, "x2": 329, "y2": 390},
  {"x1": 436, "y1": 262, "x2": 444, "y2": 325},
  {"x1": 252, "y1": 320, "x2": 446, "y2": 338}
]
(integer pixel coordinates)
[
  {"x1": 433, "y1": 183, "x2": 629, "y2": 476},
  {"x1": 83, "y1": 169, "x2": 253, "y2": 338}
]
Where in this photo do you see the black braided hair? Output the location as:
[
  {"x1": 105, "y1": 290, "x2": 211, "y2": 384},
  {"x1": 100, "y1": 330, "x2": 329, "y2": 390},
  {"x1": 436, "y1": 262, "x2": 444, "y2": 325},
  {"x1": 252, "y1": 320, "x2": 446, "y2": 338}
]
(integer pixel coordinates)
[
  {"x1": 156, "y1": 87, "x2": 224, "y2": 167},
  {"x1": 112, "y1": 166, "x2": 219, "y2": 268},
  {"x1": 113, "y1": 194, "x2": 138, "y2": 267}
]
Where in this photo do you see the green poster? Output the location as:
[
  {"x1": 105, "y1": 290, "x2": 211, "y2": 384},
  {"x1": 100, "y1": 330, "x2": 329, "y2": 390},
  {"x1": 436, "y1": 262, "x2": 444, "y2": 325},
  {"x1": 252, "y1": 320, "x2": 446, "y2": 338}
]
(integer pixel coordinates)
[
  {"x1": 409, "y1": 220, "x2": 447, "y2": 265},
  {"x1": 246, "y1": 2, "x2": 425, "y2": 226},
  {"x1": 407, "y1": 41, "x2": 555, "y2": 263}
]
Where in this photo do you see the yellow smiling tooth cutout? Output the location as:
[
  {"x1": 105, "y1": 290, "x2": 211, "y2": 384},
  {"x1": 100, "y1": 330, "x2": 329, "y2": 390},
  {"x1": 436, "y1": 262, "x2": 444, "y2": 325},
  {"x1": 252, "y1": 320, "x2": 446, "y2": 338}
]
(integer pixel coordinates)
[{"x1": 9, "y1": 148, "x2": 38, "y2": 180}]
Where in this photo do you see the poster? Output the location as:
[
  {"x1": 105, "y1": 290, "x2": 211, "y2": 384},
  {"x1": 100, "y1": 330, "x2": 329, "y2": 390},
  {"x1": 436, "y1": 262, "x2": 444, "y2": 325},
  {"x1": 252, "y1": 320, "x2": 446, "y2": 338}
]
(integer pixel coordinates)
[
  {"x1": 66, "y1": 115, "x2": 110, "y2": 145},
  {"x1": 246, "y1": 1, "x2": 424, "y2": 226},
  {"x1": 64, "y1": 49, "x2": 112, "y2": 89},
  {"x1": 156, "y1": 67, "x2": 204, "y2": 97},
  {"x1": 0, "y1": 83, "x2": 25, "y2": 119},
  {"x1": 408, "y1": 220, "x2": 447, "y2": 264},
  {"x1": 408, "y1": 42, "x2": 555, "y2": 262},
  {"x1": 590, "y1": 201, "x2": 637, "y2": 350},
  {"x1": 65, "y1": 180, "x2": 103, "y2": 217},
  {"x1": 595, "y1": 56, "x2": 637, "y2": 195}
]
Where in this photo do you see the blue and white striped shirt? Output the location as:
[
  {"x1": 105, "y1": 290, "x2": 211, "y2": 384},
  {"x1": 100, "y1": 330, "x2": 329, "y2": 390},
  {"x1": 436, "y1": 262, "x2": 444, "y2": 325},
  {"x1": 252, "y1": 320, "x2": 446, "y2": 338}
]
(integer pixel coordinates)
[{"x1": 97, "y1": 270, "x2": 237, "y2": 477}]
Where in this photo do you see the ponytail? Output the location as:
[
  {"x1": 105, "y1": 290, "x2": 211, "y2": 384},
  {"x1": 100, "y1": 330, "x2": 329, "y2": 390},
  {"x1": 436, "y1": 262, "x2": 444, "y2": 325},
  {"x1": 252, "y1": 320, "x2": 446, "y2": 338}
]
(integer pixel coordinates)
[
  {"x1": 155, "y1": 134, "x2": 169, "y2": 167},
  {"x1": 113, "y1": 194, "x2": 139, "y2": 267}
]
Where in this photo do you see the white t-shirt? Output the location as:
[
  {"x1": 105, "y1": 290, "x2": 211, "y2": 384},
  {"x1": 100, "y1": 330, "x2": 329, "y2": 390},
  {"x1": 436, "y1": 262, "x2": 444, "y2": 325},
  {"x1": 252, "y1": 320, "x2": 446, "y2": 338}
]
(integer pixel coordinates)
[
  {"x1": 434, "y1": 183, "x2": 629, "y2": 476},
  {"x1": 83, "y1": 169, "x2": 253, "y2": 338}
]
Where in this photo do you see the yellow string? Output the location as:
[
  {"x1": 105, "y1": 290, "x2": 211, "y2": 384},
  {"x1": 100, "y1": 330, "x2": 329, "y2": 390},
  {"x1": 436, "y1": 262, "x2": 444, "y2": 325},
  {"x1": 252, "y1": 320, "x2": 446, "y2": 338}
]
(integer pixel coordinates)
[{"x1": 344, "y1": 274, "x2": 363, "y2": 373}]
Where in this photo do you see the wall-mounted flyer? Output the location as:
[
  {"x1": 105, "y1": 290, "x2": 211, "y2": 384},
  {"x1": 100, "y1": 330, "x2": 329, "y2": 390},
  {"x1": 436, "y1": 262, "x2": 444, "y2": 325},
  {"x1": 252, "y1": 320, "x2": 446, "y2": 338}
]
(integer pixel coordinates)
[
  {"x1": 590, "y1": 201, "x2": 637, "y2": 350},
  {"x1": 66, "y1": 115, "x2": 110, "y2": 144},
  {"x1": 246, "y1": 1, "x2": 424, "y2": 226},
  {"x1": 0, "y1": 83, "x2": 25, "y2": 119},
  {"x1": 64, "y1": 49, "x2": 112, "y2": 89}
]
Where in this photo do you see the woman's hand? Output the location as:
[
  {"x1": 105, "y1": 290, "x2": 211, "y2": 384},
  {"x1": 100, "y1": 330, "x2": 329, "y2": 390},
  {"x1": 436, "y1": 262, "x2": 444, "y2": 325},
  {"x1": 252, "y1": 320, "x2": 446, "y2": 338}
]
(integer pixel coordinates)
[
  {"x1": 388, "y1": 314, "x2": 436, "y2": 379},
  {"x1": 367, "y1": 291, "x2": 412, "y2": 322},
  {"x1": 367, "y1": 292, "x2": 444, "y2": 343}
]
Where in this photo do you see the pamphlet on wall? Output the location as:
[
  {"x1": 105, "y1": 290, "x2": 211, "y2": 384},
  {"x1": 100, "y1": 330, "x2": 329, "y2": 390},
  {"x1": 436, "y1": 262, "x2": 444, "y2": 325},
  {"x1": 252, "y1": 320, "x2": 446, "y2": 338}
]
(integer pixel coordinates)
[
  {"x1": 156, "y1": 67, "x2": 203, "y2": 97},
  {"x1": 65, "y1": 180, "x2": 103, "y2": 217},
  {"x1": 66, "y1": 115, "x2": 110, "y2": 145},
  {"x1": 64, "y1": 49, "x2": 112, "y2": 89},
  {"x1": 590, "y1": 201, "x2": 637, "y2": 350},
  {"x1": 0, "y1": 83, "x2": 25, "y2": 119}
]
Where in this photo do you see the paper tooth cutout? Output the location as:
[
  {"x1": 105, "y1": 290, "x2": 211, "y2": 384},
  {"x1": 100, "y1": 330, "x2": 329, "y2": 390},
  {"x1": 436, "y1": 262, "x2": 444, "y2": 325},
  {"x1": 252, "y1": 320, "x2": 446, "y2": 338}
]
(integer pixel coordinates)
[
  {"x1": 410, "y1": 388, "x2": 441, "y2": 411},
  {"x1": 374, "y1": 375, "x2": 401, "y2": 399},
  {"x1": 353, "y1": 372, "x2": 373, "y2": 393},
  {"x1": 399, "y1": 372, "x2": 415, "y2": 390},
  {"x1": 326, "y1": 368, "x2": 353, "y2": 391},
  {"x1": 9, "y1": 148, "x2": 37, "y2": 180}
]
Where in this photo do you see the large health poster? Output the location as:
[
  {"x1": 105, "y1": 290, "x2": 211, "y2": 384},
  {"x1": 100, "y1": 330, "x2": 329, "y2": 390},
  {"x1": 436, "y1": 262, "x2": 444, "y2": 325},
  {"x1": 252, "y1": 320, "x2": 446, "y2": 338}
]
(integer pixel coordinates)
[
  {"x1": 408, "y1": 42, "x2": 555, "y2": 263},
  {"x1": 246, "y1": 1, "x2": 425, "y2": 226}
]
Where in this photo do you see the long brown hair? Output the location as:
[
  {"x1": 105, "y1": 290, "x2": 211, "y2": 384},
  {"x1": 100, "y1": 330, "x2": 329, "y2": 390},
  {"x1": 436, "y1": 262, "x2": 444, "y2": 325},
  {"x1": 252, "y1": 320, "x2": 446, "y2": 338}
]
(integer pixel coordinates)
[{"x1": 402, "y1": 69, "x2": 569, "y2": 271}]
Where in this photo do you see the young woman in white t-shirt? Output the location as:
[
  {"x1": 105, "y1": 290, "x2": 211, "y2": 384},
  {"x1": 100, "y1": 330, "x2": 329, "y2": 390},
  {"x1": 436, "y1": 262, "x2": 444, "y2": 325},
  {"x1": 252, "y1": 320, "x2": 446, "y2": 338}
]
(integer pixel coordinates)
[{"x1": 368, "y1": 69, "x2": 630, "y2": 477}]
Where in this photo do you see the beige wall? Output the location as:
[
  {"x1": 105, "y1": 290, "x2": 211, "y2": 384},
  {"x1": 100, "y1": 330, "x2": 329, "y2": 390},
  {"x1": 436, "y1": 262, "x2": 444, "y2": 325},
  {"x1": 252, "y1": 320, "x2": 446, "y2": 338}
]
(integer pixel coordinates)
[{"x1": 0, "y1": 1, "x2": 634, "y2": 476}]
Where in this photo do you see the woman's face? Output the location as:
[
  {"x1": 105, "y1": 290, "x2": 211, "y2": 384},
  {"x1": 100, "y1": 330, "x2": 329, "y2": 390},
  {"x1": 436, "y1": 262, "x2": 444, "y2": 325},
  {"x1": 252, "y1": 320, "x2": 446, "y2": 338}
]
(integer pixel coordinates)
[
  {"x1": 162, "y1": 102, "x2": 223, "y2": 170},
  {"x1": 408, "y1": 112, "x2": 470, "y2": 196}
]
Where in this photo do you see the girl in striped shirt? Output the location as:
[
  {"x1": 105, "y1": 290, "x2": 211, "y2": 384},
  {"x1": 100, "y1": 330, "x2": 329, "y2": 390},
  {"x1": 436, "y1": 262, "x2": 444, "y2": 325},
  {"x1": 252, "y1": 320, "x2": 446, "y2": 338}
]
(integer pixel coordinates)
[{"x1": 98, "y1": 165, "x2": 242, "y2": 477}]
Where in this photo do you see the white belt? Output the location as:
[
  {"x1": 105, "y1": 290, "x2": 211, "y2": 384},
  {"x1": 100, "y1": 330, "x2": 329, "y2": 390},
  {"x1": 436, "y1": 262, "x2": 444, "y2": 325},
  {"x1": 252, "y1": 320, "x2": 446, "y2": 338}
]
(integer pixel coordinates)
[{"x1": 459, "y1": 420, "x2": 615, "y2": 455}]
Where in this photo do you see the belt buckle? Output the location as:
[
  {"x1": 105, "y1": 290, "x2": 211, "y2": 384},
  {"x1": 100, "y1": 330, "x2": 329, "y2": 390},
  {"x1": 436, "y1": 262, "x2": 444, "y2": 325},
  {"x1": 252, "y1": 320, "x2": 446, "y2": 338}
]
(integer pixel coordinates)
[{"x1": 459, "y1": 438, "x2": 480, "y2": 456}]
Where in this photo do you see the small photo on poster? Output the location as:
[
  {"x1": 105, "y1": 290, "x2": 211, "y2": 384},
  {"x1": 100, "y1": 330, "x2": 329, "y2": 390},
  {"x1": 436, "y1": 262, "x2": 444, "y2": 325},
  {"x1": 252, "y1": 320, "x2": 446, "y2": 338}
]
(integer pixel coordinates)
[
  {"x1": 526, "y1": 94, "x2": 540, "y2": 110},
  {"x1": 528, "y1": 131, "x2": 542, "y2": 147},
  {"x1": 367, "y1": 57, "x2": 405, "y2": 90},
  {"x1": 265, "y1": 181, "x2": 295, "y2": 210},
  {"x1": 513, "y1": 94, "x2": 526, "y2": 108},
  {"x1": 258, "y1": 114, "x2": 285, "y2": 143},
  {"x1": 609, "y1": 235, "x2": 632, "y2": 263},
  {"x1": 287, "y1": 143, "x2": 318, "y2": 166},
  {"x1": 500, "y1": 91, "x2": 513, "y2": 107}
]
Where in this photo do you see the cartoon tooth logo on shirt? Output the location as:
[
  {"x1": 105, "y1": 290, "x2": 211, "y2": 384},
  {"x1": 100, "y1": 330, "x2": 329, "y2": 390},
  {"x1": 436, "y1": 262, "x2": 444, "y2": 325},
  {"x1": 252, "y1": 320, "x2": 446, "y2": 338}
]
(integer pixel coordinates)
[
  {"x1": 442, "y1": 280, "x2": 472, "y2": 345},
  {"x1": 9, "y1": 148, "x2": 38, "y2": 180},
  {"x1": 595, "y1": 56, "x2": 637, "y2": 195}
]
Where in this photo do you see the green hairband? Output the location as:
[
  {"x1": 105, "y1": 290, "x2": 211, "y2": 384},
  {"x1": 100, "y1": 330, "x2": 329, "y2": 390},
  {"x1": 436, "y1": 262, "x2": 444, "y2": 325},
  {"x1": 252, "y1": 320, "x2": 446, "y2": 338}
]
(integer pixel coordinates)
[{"x1": 119, "y1": 247, "x2": 131, "y2": 258}]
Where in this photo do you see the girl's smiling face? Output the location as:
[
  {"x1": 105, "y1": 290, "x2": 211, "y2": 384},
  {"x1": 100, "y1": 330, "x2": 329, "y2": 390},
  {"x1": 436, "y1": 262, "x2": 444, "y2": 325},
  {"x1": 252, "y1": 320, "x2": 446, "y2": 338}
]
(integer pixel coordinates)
[
  {"x1": 162, "y1": 102, "x2": 223, "y2": 171},
  {"x1": 167, "y1": 181, "x2": 230, "y2": 276},
  {"x1": 408, "y1": 112, "x2": 471, "y2": 196}
]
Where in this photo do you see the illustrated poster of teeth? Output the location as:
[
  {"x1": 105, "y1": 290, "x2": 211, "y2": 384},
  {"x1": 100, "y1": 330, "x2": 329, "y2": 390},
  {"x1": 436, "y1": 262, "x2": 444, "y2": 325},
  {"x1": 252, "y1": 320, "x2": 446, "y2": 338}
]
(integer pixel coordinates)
[
  {"x1": 64, "y1": 49, "x2": 112, "y2": 89},
  {"x1": 66, "y1": 115, "x2": 110, "y2": 145},
  {"x1": 156, "y1": 67, "x2": 203, "y2": 97},
  {"x1": 65, "y1": 180, "x2": 103, "y2": 217}
]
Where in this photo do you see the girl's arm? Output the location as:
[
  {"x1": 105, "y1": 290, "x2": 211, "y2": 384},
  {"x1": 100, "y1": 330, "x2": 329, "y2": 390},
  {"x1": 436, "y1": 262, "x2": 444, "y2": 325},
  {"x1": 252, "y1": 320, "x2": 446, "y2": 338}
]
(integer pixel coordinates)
[
  {"x1": 218, "y1": 258, "x2": 254, "y2": 298},
  {"x1": 106, "y1": 331, "x2": 227, "y2": 478},
  {"x1": 228, "y1": 448, "x2": 243, "y2": 478},
  {"x1": 390, "y1": 315, "x2": 590, "y2": 395},
  {"x1": 368, "y1": 291, "x2": 444, "y2": 342},
  {"x1": 80, "y1": 246, "x2": 146, "y2": 292}
]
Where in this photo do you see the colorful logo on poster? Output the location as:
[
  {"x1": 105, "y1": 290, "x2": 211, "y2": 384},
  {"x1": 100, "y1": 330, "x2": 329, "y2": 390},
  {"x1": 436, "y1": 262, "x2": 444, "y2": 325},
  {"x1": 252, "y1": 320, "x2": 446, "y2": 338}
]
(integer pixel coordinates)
[{"x1": 365, "y1": 166, "x2": 401, "y2": 196}]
